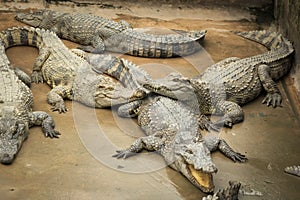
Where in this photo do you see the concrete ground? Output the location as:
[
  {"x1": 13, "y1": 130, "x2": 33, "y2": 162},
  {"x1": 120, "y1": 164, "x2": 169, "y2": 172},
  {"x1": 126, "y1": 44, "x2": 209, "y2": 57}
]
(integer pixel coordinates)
[{"x1": 0, "y1": 1, "x2": 299, "y2": 199}]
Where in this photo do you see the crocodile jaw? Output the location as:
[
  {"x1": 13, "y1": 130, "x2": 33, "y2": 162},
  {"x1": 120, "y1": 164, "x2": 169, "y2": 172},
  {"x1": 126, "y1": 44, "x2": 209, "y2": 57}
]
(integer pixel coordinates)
[
  {"x1": 15, "y1": 12, "x2": 42, "y2": 27},
  {"x1": 187, "y1": 164, "x2": 214, "y2": 193},
  {"x1": 142, "y1": 72, "x2": 195, "y2": 101}
]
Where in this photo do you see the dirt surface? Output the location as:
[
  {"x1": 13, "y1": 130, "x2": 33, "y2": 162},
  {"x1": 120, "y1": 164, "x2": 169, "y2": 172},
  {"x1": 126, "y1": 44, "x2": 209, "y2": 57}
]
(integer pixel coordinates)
[{"x1": 0, "y1": 1, "x2": 300, "y2": 200}]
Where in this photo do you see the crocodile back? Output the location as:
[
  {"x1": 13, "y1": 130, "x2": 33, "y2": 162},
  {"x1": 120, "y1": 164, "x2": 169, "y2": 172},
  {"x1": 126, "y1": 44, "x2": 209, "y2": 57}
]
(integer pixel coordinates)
[
  {"x1": 195, "y1": 30, "x2": 294, "y2": 106},
  {"x1": 0, "y1": 42, "x2": 33, "y2": 121},
  {"x1": 235, "y1": 30, "x2": 294, "y2": 80},
  {"x1": 138, "y1": 96, "x2": 200, "y2": 138},
  {"x1": 0, "y1": 26, "x2": 88, "y2": 90},
  {"x1": 57, "y1": 12, "x2": 130, "y2": 45},
  {"x1": 105, "y1": 29, "x2": 206, "y2": 57}
]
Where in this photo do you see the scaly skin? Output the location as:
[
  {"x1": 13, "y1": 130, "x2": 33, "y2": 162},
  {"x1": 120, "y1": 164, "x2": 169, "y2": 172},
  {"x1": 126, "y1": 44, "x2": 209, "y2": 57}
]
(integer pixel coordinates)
[
  {"x1": 0, "y1": 26, "x2": 146, "y2": 113},
  {"x1": 87, "y1": 54, "x2": 247, "y2": 193},
  {"x1": 202, "y1": 181, "x2": 241, "y2": 200},
  {"x1": 0, "y1": 40, "x2": 60, "y2": 164},
  {"x1": 284, "y1": 165, "x2": 300, "y2": 177},
  {"x1": 114, "y1": 96, "x2": 246, "y2": 193},
  {"x1": 15, "y1": 10, "x2": 207, "y2": 58},
  {"x1": 143, "y1": 30, "x2": 294, "y2": 127}
]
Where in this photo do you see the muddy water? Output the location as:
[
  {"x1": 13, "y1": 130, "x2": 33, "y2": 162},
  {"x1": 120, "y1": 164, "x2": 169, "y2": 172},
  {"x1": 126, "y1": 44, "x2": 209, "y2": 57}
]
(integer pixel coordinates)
[{"x1": 0, "y1": 3, "x2": 300, "y2": 200}]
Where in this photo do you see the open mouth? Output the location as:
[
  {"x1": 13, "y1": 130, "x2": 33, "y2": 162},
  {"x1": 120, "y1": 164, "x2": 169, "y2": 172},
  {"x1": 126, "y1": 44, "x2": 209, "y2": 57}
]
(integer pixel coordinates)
[{"x1": 188, "y1": 164, "x2": 214, "y2": 193}]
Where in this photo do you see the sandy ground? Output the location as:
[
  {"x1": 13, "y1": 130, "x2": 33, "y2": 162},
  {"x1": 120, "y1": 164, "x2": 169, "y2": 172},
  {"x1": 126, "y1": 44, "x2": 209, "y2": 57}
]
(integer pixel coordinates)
[{"x1": 0, "y1": 1, "x2": 300, "y2": 199}]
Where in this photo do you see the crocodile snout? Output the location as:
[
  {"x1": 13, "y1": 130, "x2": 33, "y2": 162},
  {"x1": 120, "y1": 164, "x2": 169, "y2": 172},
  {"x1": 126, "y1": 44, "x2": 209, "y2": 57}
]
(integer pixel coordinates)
[{"x1": 0, "y1": 153, "x2": 15, "y2": 165}]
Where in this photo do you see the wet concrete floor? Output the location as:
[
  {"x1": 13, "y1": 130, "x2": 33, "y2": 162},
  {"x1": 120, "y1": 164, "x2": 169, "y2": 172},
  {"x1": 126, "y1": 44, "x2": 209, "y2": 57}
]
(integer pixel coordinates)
[{"x1": 0, "y1": 2, "x2": 300, "y2": 199}]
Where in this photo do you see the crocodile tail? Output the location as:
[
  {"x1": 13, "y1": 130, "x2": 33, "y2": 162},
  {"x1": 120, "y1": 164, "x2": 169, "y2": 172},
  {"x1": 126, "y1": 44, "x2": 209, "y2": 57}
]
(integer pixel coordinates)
[
  {"x1": 171, "y1": 29, "x2": 207, "y2": 42},
  {"x1": 234, "y1": 30, "x2": 293, "y2": 52},
  {"x1": 0, "y1": 26, "x2": 44, "y2": 49},
  {"x1": 112, "y1": 29, "x2": 206, "y2": 58},
  {"x1": 88, "y1": 53, "x2": 150, "y2": 91},
  {"x1": 284, "y1": 165, "x2": 300, "y2": 177}
]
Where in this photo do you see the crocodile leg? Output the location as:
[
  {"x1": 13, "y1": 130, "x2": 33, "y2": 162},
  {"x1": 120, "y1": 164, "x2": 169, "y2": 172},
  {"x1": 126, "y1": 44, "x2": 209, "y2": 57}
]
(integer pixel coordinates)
[
  {"x1": 197, "y1": 114, "x2": 220, "y2": 132},
  {"x1": 113, "y1": 134, "x2": 163, "y2": 159},
  {"x1": 32, "y1": 47, "x2": 51, "y2": 83},
  {"x1": 204, "y1": 134, "x2": 247, "y2": 163},
  {"x1": 29, "y1": 111, "x2": 60, "y2": 138},
  {"x1": 203, "y1": 181, "x2": 241, "y2": 200},
  {"x1": 258, "y1": 64, "x2": 282, "y2": 107},
  {"x1": 77, "y1": 30, "x2": 108, "y2": 54},
  {"x1": 12, "y1": 67, "x2": 31, "y2": 87},
  {"x1": 117, "y1": 100, "x2": 144, "y2": 118},
  {"x1": 47, "y1": 85, "x2": 71, "y2": 113},
  {"x1": 214, "y1": 100, "x2": 244, "y2": 128}
]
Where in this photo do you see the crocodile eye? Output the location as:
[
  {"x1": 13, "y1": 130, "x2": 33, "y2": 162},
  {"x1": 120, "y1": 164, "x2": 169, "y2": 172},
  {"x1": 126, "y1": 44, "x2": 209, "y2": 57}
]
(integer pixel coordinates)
[
  {"x1": 185, "y1": 149, "x2": 193, "y2": 154},
  {"x1": 12, "y1": 122, "x2": 25, "y2": 139}
]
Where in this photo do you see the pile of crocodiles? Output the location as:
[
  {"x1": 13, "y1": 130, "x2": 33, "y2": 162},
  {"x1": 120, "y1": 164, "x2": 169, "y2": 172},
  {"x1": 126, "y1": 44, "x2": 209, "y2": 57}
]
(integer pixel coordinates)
[{"x1": 0, "y1": 8, "x2": 297, "y2": 199}]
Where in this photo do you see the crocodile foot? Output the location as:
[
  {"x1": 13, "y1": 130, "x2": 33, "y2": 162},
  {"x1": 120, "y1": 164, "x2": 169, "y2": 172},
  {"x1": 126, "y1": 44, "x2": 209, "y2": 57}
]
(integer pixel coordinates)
[
  {"x1": 44, "y1": 129, "x2": 60, "y2": 138},
  {"x1": 214, "y1": 117, "x2": 233, "y2": 128},
  {"x1": 227, "y1": 150, "x2": 247, "y2": 163},
  {"x1": 262, "y1": 93, "x2": 282, "y2": 108},
  {"x1": 284, "y1": 165, "x2": 300, "y2": 177},
  {"x1": 112, "y1": 150, "x2": 137, "y2": 159},
  {"x1": 31, "y1": 71, "x2": 44, "y2": 83},
  {"x1": 198, "y1": 115, "x2": 220, "y2": 132},
  {"x1": 218, "y1": 140, "x2": 247, "y2": 163},
  {"x1": 202, "y1": 181, "x2": 241, "y2": 200},
  {"x1": 216, "y1": 181, "x2": 241, "y2": 200},
  {"x1": 50, "y1": 102, "x2": 68, "y2": 113}
]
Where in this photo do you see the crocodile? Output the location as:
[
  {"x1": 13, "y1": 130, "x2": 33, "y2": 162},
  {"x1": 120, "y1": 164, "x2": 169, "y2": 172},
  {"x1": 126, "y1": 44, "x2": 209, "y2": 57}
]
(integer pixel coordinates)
[
  {"x1": 0, "y1": 40, "x2": 60, "y2": 164},
  {"x1": 284, "y1": 165, "x2": 300, "y2": 177},
  {"x1": 0, "y1": 26, "x2": 146, "y2": 113},
  {"x1": 87, "y1": 54, "x2": 247, "y2": 193},
  {"x1": 202, "y1": 181, "x2": 241, "y2": 200},
  {"x1": 142, "y1": 30, "x2": 294, "y2": 127},
  {"x1": 15, "y1": 10, "x2": 207, "y2": 58},
  {"x1": 114, "y1": 96, "x2": 246, "y2": 193}
]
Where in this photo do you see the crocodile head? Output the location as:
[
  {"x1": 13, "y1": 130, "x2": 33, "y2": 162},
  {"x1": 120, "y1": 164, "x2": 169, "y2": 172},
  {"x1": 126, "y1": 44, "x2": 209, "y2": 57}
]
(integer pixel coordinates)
[
  {"x1": 143, "y1": 72, "x2": 196, "y2": 102},
  {"x1": 166, "y1": 136, "x2": 217, "y2": 193},
  {"x1": 0, "y1": 107, "x2": 28, "y2": 164},
  {"x1": 73, "y1": 69, "x2": 146, "y2": 108},
  {"x1": 94, "y1": 77, "x2": 146, "y2": 107},
  {"x1": 15, "y1": 10, "x2": 63, "y2": 29}
]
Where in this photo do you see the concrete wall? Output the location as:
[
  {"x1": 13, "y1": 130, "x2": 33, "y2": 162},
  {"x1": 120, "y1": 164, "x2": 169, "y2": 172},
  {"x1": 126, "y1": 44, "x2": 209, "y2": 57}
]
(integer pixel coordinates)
[{"x1": 274, "y1": 0, "x2": 300, "y2": 93}]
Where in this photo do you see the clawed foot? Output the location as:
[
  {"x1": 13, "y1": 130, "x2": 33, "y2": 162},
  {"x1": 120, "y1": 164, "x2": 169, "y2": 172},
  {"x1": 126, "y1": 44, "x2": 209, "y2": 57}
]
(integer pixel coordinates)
[
  {"x1": 198, "y1": 115, "x2": 220, "y2": 132},
  {"x1": 214, "y1": 117, "x2": 233, "y2": 128},
  {"x1": 31, "y1": 71, "x2": 44, "y2": 83},
  {"x1": 228, "y1": 150, "x2": 247, "y2": 163},
  {"x1": 216, "y1": 181, "x2": 241, "y2": 200},
  {"x1": 50, "y1": 102, "x2": 68, "y2": 113},
  {"x1": 112, "y1": 149, "x2": 136, "y2": 159},
  {"x1": 44, "y1": 129, "x2": 60, "y2": 138},
  {"x1": 262, "y1": 93, "x2": 282, "y2": 108}
]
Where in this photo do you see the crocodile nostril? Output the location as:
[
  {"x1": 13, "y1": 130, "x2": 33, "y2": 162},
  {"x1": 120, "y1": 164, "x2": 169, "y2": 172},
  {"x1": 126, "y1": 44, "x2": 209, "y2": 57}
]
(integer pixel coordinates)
[{"x1": 3, "y1": 153, "x2": 10, "y2": 158}]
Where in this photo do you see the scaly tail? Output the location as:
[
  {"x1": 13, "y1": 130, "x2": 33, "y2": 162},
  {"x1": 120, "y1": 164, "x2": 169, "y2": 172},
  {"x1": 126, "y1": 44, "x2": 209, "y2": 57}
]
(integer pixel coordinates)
[
  {"x1": 284, "y1": 165, "x2": 300, "y2": 177},
  {"x1": 88, "y1": 54, "x2": 150, "y2": 91},
  {"x1": 234, "y1": 30, "x2": 294, "y2": 52},
  {"x1": 0, "y1": 26, "x2": 50, "y2": 49},
  {"x1": 171, "y1": 29, "x2": 207, "y2": 42}
]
